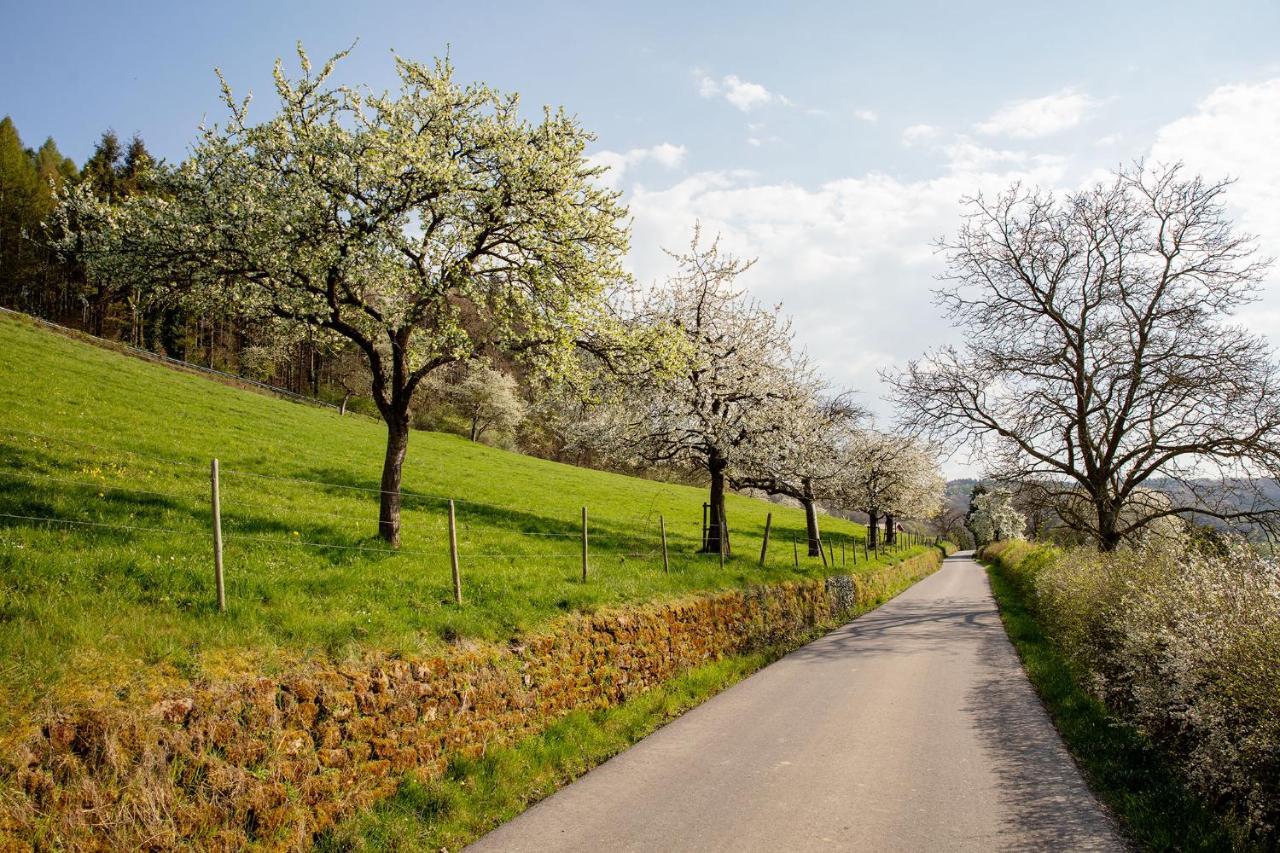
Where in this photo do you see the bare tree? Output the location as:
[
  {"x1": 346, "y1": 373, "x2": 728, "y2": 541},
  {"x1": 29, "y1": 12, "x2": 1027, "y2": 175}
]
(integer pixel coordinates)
[
  {"x1": 889, "y1": 162, "x2": 1280, "y2": 550},
  {"x1": 328, "y1": 346, "x2": 371, "y2": 417},
  {"x1": 932, "y1": 504, "x2": 973, "y2": 550}
]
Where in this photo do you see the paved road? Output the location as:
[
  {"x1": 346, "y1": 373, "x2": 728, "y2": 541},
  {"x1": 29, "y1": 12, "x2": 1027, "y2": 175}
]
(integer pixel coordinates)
[{"x1": 468, "y1": 552, "x2": 1124, "y2": 852}]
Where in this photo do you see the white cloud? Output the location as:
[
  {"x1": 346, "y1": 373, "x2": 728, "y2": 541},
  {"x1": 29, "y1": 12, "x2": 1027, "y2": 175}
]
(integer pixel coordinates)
[
  {"x1": 942, "y1": 137, "x2": 1066, "y2": 174},
  {"x1": 645, "y1": 142, "x2": 687, "y2": 168},
  {"x1": 586, "y1": 143, "x2": 687, "y2": 189},
  {"x1": 1094, "y1": 133, "x2": 1122, "y2": 147},
  {"x1": 1150, "y1": 78, "x2": 1280, "y2": 334},
  {"x1": 975, "y1": 87, "x2": 1099, "y2": 139},
  {"x1": 853, "y1": 109, "x2": 879, "y2": 123},
  {"x1": 697, "y1": 72, "x2": 784, "y2": 111},
  {"x1": 597, "y1": 74, "x2": 1279, "y2": 477},
  {"x1": 621, "y1": 157, "x2": 1069, "y2": 424},
  {"x1": 901, "y1": 124, "x2": 939, "y2": 146}
]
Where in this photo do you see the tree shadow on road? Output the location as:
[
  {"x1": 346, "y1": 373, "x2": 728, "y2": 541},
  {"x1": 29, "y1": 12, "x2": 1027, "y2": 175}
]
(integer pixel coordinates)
[
  {"x1": 963, "y1": 619, "x2": 1124, "y2": 851},
  {"x1": 785, "y1": 564, "x2": 1001, "y2": 663}
]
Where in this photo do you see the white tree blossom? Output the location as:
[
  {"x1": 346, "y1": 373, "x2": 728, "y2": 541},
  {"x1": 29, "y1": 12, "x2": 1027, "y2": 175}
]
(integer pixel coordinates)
[
  {"x1": 970, "y1": 488, "x2": 1026, "y2": 545},
  {"x1": 736, "y1": 391, "x2": 865, "y2": 556},
  {"x1": 432, "y1": 362, "x2": 526, "y2": 443},
  {"x1": 579, "y1": 225, "x2": 813, "y2": 554},
  {"x1": 53, "y1": 45, "x2": 632, "y2": 544},
  {"x1": 835, "y1": 431, "x2": 944, "y2": 547}
]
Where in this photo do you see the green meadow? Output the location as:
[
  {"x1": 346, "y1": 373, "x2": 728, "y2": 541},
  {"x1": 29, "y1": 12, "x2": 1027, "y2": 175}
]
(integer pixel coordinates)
[{"x1": 0, "y1": 313, "x2": 919, "y2": 733}]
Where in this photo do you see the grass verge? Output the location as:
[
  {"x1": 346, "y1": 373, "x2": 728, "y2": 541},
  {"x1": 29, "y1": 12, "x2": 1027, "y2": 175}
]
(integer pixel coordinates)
[
  {"x1": 318, "y1": 548, "x2": 949, "y2": 851},
  {"x1": 983, "y1": 556, "x2": 1252, "y2": 852},
  {"x1": 314, "y1": 648, "x2": 777, "y2": 852}
]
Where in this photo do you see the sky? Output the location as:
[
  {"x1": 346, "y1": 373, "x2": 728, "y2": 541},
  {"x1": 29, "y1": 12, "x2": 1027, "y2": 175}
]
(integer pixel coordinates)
[{"x1": 4, "y1": 1, "x2": 1280, "y2": 475}]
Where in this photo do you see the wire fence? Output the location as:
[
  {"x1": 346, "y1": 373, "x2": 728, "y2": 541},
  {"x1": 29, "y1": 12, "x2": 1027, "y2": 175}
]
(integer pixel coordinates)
[{"x1": 0, "y1": 424, "x2": 932, "y2": 610}]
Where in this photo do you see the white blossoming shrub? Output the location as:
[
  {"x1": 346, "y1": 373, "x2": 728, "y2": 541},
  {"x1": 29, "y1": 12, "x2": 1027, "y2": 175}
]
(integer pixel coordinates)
[{"x1": 1031, "y1": 537, "x2": 1280, "y2": 839}]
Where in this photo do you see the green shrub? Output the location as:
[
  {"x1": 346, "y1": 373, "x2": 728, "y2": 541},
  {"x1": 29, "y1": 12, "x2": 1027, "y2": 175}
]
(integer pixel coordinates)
[{"x1": 988, "y1": 537, "x2": 1280, "y2": 843}]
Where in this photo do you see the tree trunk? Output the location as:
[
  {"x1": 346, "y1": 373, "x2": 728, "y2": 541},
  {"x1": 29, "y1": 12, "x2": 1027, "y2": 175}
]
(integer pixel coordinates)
[
  {"x1": 867, "y1": 509, "x2": 880, "y2": 548},
  {"x1": 378, "y1": 411, "x2": 411, "y2": 546},
  {"x1": 1096, "y1": 500, "x2": 1122, "y2": 552},
  {"x1": 470, "y1": 416, "x2": 479, "y2": 442},
  {"x1": 885, "y1": 512, "x2": 896, "y2": 546},
  {"x1": 340, "y1": 392, "x2": 351, "y2": 417},
  {"x1": 801, "y1": 478, "x2": 821, "y2": 557},
  {"x1": 704, "y1": 451, "x2": 729, "y2": 555}
]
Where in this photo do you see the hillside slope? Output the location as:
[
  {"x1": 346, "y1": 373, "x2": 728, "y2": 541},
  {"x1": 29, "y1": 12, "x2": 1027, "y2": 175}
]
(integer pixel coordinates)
[{"x1": 0, "y1": 313, "x2": 897, "y2": 735}]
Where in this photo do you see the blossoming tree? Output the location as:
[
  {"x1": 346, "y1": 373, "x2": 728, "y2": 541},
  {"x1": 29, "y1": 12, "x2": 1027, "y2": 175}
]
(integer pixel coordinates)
[
  {"x1": 54, "y1": 46, "x2": 631, "y2": 545},
  {"x1": 968, "y1": 488, "x2": 1026, "y2": 545},
  {"x1": 736, "y1": 391, "x2": 864, "y2": 556},
  {"x1": 835, "y1": 430, "x2": 943, "y2": 548},
  {"x1": 581, "y1": 227, "x2": 812, "y2": 554}
]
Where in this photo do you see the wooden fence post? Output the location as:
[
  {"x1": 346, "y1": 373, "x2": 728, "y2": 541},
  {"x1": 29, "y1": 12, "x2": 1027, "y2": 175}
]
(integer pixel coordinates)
[
  {"x1": 702, "y1": 503, "x2": 709, "y2": 551},
  {"x1": 827, "y1": 539, "x2": 835, "y2": 566},
  {"x1": 718, "y1": 505, "x2": 726, "y2": 569},
  {"x1": 841, "y1": 540, "x2": 846, "y2": 567},
  {"x1": 660, "y1": 515, "x2": 669, "y2": 574},
  {"x1": 448, "y1": 499, "x2": 462, "y2": 605},
  {"x1": 581, "y1": 506, "x2": 589, "y2": 582},
  {"x1": 818, "y1": 535, "x2": 828, "y2": 568},
  {"x1": 792, "y1": 532, "x2": 798, "y2": 566},
  {"x1": 211, "y1": 459, "x2": 225, "y2": 612},
  {"x1": 759, "y1": 512, "x2": 772, "y2": 566}
]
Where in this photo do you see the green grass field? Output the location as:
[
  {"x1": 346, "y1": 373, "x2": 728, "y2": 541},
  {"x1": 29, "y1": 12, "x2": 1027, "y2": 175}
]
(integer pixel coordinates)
[{"x1": 0, "y1": 313, "x2": 917, "y2": 735}]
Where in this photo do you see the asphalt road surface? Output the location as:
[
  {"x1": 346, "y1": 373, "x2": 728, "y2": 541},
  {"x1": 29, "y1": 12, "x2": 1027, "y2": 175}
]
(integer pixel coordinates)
[{"x1": 468, "y1": 551, "x2": 1125, "y2": 852}]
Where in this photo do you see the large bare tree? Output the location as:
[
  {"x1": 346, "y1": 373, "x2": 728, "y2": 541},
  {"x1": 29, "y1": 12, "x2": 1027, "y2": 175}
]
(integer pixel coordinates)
[{"x1": 890, "y1": 162, "x2": 1280, "y2": 550}]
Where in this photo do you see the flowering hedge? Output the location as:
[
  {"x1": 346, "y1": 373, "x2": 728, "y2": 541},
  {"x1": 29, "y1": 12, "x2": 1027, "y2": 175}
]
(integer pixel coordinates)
[{"x1": 983, "y1": 538, "x2": 1280, "y2": 842}]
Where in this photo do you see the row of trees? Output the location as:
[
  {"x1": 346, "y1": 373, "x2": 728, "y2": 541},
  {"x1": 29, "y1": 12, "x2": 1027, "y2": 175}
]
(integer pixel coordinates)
[
  {"x1": 0, "y1": 115, "x2": 357, "y2": 398},
  {"x1": 46, "y1": 45, "x2": 945, "y2": 549},
  {"x1": 0, "y1": 117, "x2": 77, "y2": 312},
  {"x1": 0, "y1": 119, "x2": 163, "y2": 337},
  {"x1": 15, "y1": 50, "x2": 1278, "y2": 553},
  {"x1": 563, "y1": 228, "x2": 944, "y2": 554}
]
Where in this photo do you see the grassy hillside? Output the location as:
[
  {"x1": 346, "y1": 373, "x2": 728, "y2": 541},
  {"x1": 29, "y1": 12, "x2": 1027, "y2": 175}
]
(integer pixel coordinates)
[{"x1": 0, "y1": 313, "x2": 905, "y2": 735}]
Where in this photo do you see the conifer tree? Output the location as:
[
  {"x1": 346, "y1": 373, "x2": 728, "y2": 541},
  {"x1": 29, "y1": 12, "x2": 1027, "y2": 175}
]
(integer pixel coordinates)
[{"x1": 0, "y1": 117, "x2": 39, "y2": 300}]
